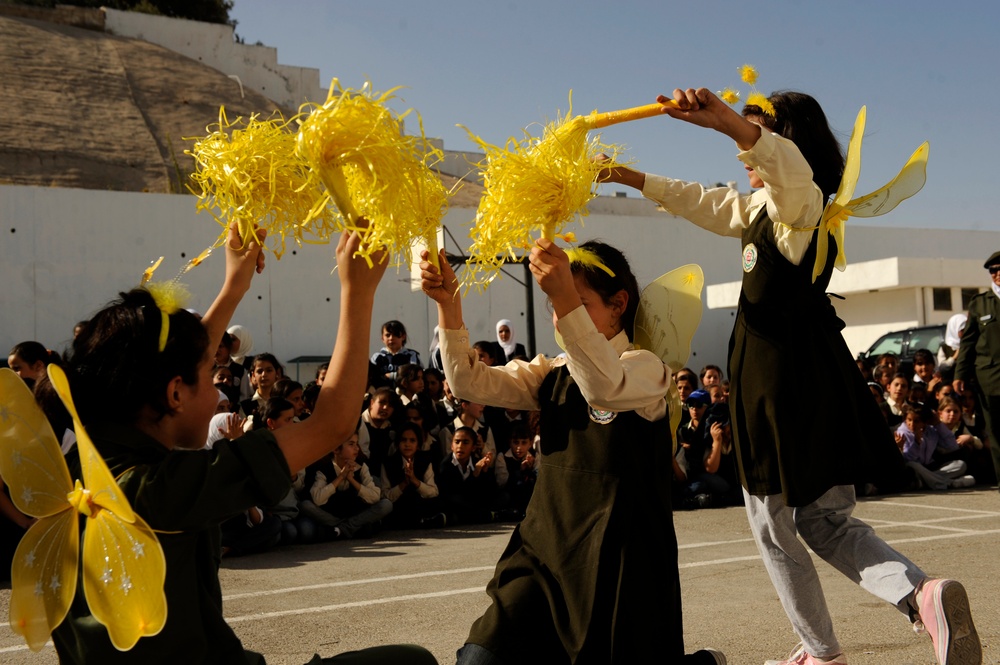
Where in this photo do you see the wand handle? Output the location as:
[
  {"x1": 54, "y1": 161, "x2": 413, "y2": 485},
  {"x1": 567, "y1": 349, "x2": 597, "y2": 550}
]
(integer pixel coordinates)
[
  {"x1": 587, "y1": 101, "x2": 678, "y2": 129},
  {"x1": 426, "y1": 230, "x2": 440, "y2": 269}
]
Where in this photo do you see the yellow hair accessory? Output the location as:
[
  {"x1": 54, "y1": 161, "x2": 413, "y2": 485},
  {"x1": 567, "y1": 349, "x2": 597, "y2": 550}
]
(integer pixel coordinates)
[
  {"x1": 140, "y1": 257, "x2": 163, "y2": 286},
  {"x1": 719, "y1": 63, "x2": 775, "y2": 117},
  {"x1": 565, "y1": 246, "x2": 616, "y2": 277},
  {"x1": 297, "y1": 79, "x2": 450, "y2": 269},
  {"x1": 187, "y1": 107, "x2": 328, "y2": 259},
  {"x1": 145, "y1": 282, "x2": 191, "y2": 352}
]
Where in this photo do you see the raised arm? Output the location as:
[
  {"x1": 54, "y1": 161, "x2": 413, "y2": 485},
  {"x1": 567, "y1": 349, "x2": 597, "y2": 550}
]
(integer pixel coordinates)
[
  {"x1": 274, "y1": 230, "x2": 388, "y2": 472},
  {"x1": 200, "y1": 223, "x2": 267, "y2": 356}
]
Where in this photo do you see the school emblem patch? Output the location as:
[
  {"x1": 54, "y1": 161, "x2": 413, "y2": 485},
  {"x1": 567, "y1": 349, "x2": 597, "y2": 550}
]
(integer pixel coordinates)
[
  {"x1": 588, "y1": 406, "x2": 617, "y2": 425},
  {"x1": 742, "y1": 243, "x2": 758, "y2": 273}
]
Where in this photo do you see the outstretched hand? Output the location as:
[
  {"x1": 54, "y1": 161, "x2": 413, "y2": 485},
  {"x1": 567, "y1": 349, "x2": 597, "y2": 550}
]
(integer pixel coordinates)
[
  {"x1": 529, "y1": 239, "x2": 581, "y2": 317},
  {"x1": 658, "y1": 88, "x2": 762, "y2": 151},
  {"x1": 336, "y1": 224, "x2": 388, "y2": 298},
  {"x1": 224, "y1": 222, "x2": 266, "y2": 295},
  {"x1": 419, "y1": 249, "x2": 459, "y2": 305}
]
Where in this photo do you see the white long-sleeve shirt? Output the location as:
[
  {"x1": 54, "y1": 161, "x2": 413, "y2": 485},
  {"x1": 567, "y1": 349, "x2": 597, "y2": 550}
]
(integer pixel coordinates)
[
  {"x1": 641, "y1": 128, "x2": 825, "y2": 266},
  {"x1": 311, "y1": 461, "x2": 380, "y2": 506},
  {"x1": 439, "y1": 305, "x2": 669, "y2": 424}
]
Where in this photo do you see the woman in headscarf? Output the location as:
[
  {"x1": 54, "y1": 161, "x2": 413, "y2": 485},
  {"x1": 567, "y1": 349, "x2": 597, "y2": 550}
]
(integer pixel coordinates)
[
  {"x1": 495, "y1": 319, "x2": 527, "y2": 364},
  {"x1": 938, "y1": 312, "x2": 967, "y2": 375},
  {"x1": 227, "y1": 324, "x2": 255, "y2": 401}
]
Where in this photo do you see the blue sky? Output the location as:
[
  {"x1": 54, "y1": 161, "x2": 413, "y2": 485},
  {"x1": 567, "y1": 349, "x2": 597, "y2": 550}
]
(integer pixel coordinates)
[{"x1": 230, "y1": 0, "x2": 1000, "y2": 231}]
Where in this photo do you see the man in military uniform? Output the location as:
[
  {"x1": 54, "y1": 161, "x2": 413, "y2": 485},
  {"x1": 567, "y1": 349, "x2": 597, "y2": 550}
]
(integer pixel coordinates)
[{"x1": 954, "y1": 249, "x2": 1000, "y2": 488}]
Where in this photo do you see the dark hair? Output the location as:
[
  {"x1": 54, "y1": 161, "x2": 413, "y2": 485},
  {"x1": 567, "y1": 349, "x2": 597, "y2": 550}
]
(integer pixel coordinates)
[
  {"x1": 9, "y1": 341, "x2": 57, "y2": 367},
  {"x1": 890, "y1": 372, "x2": 910, "y2": 388},
  {"x1": 302, "y1": 382, "x2": 321, "y2": 410},
  {"x1": 370, "y1": 386, "x2": 395, "y2": 403},
  {"x1": 743, "y1": 91, "x2": 845, "y2": 201},
  {"x1": 62, "y1": 288, "x2": 208, "y2": 425},
  {"x1": 452, "y1": 426, "x2": 478, "y2": 443},
  {"x1": 876, "y1": 352, "x2": 899, "y2": 366},
  {"x1": 396, "y1": 363, "x2": 423, "y2": 390},
  {"x1": 315, "y1": 362, "x2": 329, "y2": 380},
  {"x1": 252, "y1": 352, "x2": 283, "y2": 376},
  {"x1": 912, "y1": 348, "x2": 935, "y2": 365},
  {"x1": 568, "y1": 241, "x2": 640, "y2": 342},
  {"x1": 509, "y1": 422, "x2": 533, "y2": 444},
  {"x1": 699, "y1": 365, "x2": 723, "y2": 381},
  {"x1": 218, "y1": 331, "x2": 233, "y2": 351},
  {"x1": 253, "y1": 397, "x2": 294, "y2": 430},
  {"x1": 472, "y1": 341, "x2": 496, "y2": 362},
  {"x1": 272, "y1": 378, "x2": 303, "y2": 400},
  {"x1": 396, "y1": 421, "x2": 425, "y2": 447},
  {"x1": 381, "y1": 320, "x2": 408, "y2": 343}
]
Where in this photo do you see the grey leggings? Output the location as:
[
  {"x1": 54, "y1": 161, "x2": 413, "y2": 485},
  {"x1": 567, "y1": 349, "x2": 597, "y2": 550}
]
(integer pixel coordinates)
[{"x1": 744, "y1": 485, "x2": 926, "y2": 659}]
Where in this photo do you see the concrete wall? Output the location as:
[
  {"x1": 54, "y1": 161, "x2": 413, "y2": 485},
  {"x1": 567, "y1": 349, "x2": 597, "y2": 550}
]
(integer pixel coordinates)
[
  {"x1": 3, "y1": 184, "x2": 997, "y2": 377},
  {"x1": 102, "y1": 8, "x2": 327, "y2": 111}
]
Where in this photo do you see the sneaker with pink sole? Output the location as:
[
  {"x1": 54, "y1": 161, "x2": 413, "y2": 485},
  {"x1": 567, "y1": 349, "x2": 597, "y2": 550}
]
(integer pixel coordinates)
[
  {"x1": 914, "y1": 579, "x2": 981, "y2": 664},
  {"x1": 765, "y1": 643, "x2": 847, "y2": 665}
]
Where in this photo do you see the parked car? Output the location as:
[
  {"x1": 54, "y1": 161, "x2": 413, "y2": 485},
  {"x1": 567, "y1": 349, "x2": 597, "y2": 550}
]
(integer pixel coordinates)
[{"x1": 861, "y1": 324, "x2": 947, "y2": 375}]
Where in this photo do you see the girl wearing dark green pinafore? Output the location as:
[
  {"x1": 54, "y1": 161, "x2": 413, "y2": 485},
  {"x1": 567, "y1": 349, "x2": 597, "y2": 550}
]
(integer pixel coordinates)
[
  {"x1": 605, "y1": 87, "x2": 980, "y2": 665},
  {"x1": 41, "y1": 227, "x2": 435, "y2": 665},
  {"x1": 420, "y1": 241, "x2": 726, "y2": 665}
]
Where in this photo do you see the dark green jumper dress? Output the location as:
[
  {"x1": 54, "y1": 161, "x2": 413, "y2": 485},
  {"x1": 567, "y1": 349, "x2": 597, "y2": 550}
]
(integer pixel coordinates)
[
  {"x1": 729, "y1": 210, "x2": 906, "y2": 507},
  {"x1": 466, "y1": 364, "x2": 683, "y2": 664}
]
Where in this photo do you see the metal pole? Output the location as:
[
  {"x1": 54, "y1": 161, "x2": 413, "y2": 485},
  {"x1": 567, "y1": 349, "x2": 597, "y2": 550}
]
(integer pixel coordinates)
[{"x1": 524, "y1": 261, "x2": 536, "y2": 357}]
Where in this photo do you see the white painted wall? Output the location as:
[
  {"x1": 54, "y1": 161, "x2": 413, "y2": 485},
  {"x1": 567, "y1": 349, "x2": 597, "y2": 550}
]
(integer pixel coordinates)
[
  {"x1": 2, "y1": 185, "x2": 997, "y2": 377},
  {"x1": 103, "y1": 8, "x2": 327, "y2": 110}
]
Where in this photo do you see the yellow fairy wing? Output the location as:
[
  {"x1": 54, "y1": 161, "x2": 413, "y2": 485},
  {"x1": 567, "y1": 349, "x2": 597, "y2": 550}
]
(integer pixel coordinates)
[
  {"x1": 9, "y1": 510, "x2": 79, "y2": 651},
  {"x1": 0, "y1": 369, "x2": 73, "y2": 517},
  {"x1": 82, "y1": 509, "x2": 167, "y2": 650},
  {"x1": 632, "y1": 265, "x2": 705, "y2": 437},
  {"x1": 47, "y1": 363, "x2": 167, "y2": 648},
  {"x1": 814, "y1": 107, "x2": 865, "y2": 282},
  {"x1": 47, "y1": 365, "x2": 137, "y2": 523},
  {"x1": 633, "y1": 265, "x2": 705, "y2": 371},
  {"x1": 842, "y1": 141, "x2": 929, "y2": 218}
]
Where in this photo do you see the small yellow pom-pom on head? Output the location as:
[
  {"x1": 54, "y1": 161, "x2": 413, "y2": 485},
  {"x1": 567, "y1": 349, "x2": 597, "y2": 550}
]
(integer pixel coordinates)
[
  {"x1": 720, "y1": 88, "x2": 741, "y2": 106},
  {"x1": 740, "y1": 64, "x2": 759, "y2": 85},
  {"x1": 746, "y1": 92, "x2": 776, "y2": 118},
  {"x1": 565, "y1": 247, "x2": 616, "y2": 277}
]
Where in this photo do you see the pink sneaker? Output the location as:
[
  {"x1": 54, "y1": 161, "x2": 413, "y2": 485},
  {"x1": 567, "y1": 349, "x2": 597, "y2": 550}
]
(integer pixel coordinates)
[
  {"x1": 914, "y1": 579, "x2": 981, "y2": 664},
  {"x1": 765, "y1": 643, "x2": 847, "y2": 665}
]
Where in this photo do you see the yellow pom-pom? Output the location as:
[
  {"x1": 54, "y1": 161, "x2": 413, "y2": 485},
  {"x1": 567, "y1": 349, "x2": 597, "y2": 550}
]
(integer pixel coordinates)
[
  {"x1": 720, "y1": 88, "x2": 741, "y2": 105},
  {"x1": 297, "y1": 80, "x2": 449, "y2": 268},
  {"x1": 746, "y1": 92, "x2": 776, "y2": 117},
  {"x1": 565, "y1": 247, "x2": 615, "y2": 277},
  {"x1": 461, "y1": 97, "x2": 626, "y2": 289},
  {"x1": 187, "y1": 107, "x2": 327, "y2": 260},
  {"x1": 145, "y1": 282, "x2": 191, "y2": 315},
  {"x1": 740, "y1": 64, "x2": 759, "y2": 86}
]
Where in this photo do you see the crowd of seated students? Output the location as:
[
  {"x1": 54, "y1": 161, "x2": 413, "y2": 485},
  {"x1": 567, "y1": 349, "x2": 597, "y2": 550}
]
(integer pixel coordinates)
[{"x1": 7, "y1": 316, "x2": 1000, "y2": 572}]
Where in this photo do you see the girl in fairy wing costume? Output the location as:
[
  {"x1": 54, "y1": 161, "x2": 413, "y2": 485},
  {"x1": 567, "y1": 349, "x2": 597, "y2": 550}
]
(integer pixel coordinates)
[
  {"x1": 603, "y1": 86, "x2": 979, "y2": 665},
  {"x1": 420, "y1": 240, "x2": 724, "y2": 665}
]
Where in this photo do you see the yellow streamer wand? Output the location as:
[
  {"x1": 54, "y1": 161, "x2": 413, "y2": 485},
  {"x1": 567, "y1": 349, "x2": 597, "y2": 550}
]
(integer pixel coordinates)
[
  {"x1": 297, "y1": 80, "x2": 450, "y2": 269},
  {"x1": 463, "y1": 96, "x2": 677, "y2": 288}
]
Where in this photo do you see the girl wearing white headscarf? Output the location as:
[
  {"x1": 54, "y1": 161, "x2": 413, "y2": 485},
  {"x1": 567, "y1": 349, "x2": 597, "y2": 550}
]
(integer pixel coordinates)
[
  {"x1": 227, "y1": 324, "x2": 255, "y2": 400},
  {"x1": 495, "y1": 319, "x2": 527, "y2": 364},
  {"x1": 938, "y1": 312, "x2": 968, "y2": 370}
]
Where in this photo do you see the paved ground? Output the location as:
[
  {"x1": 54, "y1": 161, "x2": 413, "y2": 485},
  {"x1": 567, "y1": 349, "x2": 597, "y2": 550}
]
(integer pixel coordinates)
[{"x1": 2, "y1": 488, "x2": 997, "y2": 664}]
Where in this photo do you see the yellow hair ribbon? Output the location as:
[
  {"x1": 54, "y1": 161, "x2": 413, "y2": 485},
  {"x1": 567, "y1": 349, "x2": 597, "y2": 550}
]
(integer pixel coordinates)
[
  {"x1": 145, "y1": 282, "x2": 191, "y2": 352},
  {"x1": 565, "y1": 247, "x2": 615, "y2": 277}
]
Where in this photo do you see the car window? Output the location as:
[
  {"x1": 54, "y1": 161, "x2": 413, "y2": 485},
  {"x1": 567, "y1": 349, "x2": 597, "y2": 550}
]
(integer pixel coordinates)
[
  {"x1": 908, "y1": 327, "x2": 945, "y2": 355},
  {"x1": 867, "y1": 332, "x2": 905, "y2": 358}
]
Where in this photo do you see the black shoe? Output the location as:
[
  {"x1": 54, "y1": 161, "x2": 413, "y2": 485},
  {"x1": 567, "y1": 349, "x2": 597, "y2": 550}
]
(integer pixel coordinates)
[{"x1": 419, "y1": 513, "x2": 447, "y2": 529}]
